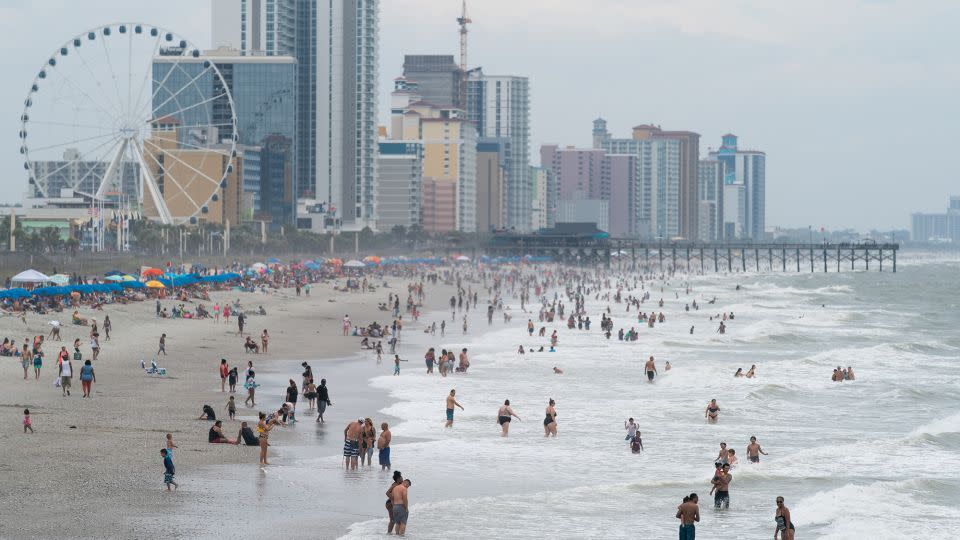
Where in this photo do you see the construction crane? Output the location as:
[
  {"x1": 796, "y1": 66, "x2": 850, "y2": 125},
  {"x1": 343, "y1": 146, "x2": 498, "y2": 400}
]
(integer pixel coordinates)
[{"x1": 457, "y1": 0, "x2": 472, "y2": 111}]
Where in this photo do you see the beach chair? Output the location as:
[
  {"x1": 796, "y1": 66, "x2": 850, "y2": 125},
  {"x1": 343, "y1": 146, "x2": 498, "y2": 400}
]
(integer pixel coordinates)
[{"x1": 141, "y1": 358, "x2": 167, "y2": 376}]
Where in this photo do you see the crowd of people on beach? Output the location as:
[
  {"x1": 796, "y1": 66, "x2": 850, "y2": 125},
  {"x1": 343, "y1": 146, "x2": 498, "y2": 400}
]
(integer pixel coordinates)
[{"x1": 8, "y1": 256, "x2": 856, "y2": 538}]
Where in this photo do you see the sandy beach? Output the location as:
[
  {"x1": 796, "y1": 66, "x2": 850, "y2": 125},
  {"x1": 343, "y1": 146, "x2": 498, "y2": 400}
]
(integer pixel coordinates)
[{"x1": 1, "y1": 276, "x2": 454, "y2": 539}]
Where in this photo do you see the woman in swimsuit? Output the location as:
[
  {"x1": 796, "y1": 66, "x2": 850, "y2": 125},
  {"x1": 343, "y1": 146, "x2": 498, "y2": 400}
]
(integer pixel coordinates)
[
  {"x1": 543, "y1": 398, "x2": 558, "y2": 437},
  {"x1": 257, "y1": 412, "x2": 274, "y2": 465},
  {"x1": 705, "y1": 399, "x2": 720, "y2": 423},
  {"x1": 774, "y1": 496, "x2": 795, "y2": 540},
  {"x1": 360, "y1": 418, "x2": 377, "y2": 466},
  {"x1": 497, "y1": 399, "x2": 521, "y2": 437},
  {"x1": 734, "y1": 368, "x2": 744, "y2": 377}
]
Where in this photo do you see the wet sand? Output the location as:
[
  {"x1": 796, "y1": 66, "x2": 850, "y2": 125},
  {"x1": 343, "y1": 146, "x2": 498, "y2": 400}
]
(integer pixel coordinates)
[{"x1": 0, "y1": 279, "x2": 453, "y2": 539}]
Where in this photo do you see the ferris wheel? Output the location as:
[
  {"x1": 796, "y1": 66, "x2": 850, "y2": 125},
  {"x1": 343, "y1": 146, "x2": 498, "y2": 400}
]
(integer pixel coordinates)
[{"x1": 19, "y1": 23, "x2": 238, "y2": 224}]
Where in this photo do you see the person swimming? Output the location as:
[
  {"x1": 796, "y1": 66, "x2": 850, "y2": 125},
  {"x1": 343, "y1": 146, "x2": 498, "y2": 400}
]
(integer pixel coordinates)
[{"x1": 734, "y1": 368, "x2": 744, "y2": 377}]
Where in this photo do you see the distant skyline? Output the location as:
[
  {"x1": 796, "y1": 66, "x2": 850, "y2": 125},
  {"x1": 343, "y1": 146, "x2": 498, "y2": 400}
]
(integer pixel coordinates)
[{"x1": 1, "y1": 0, "x2": 957, "y2": 230}]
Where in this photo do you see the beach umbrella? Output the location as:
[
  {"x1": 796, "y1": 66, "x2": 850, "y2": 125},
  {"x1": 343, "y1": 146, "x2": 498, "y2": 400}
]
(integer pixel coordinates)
[
  {"x1": 251, "y1": 262, "x2": 267, "y2": 270},
  {"x1": 119, "y1": 280, "x2": 145, "y2": 289},
  {"x1": 0, "y1": 288, "x2": 30, "y2": 299},
  {"x1": 142, "y1": 268, "x2": 163, "y2": 277},
  {"x1": 266, "y1": 257, "x2": 281, "y2": 264},
  {"x1": 121, "y1": 275, "x2": 137, "y2": 281},
  {"x1": 343, "y1": 260, "x2": 365, "y2": 268},
  {"x1": 145, "y1": 280, "x2": 165, "y2": 289},
  {"x1": 363, "y1": 255, "x2": 382, "y2": 264},
  {"x1": 326, "y1": 258, "x2": 343, "y2": 265},
  {"x1": 105, "y1": 270, "x2": 124, "y2": 276},
  {"x1": 49, "y1": 274, "x2": 70, "y2": 285},
  {"x1": 11, "y1": 269, "x2": 51, "y2": 284},
  {"x1": 104, "y1": 275, "x2": 124, "y2": 282},
  {"x1": 455, "y1": 255, "x2": 470, "y2": 262}
]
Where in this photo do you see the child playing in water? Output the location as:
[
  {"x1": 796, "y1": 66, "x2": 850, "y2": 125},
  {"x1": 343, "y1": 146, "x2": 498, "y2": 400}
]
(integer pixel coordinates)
[{"x1": 23, "y1": 409, "x2": 33, "y2": 433}]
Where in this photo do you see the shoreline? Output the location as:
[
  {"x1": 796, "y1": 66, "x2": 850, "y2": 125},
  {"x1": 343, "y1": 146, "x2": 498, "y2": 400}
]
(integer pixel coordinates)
[{"x1": 1, "y1": 273, "x2": 458, "y2": 539}]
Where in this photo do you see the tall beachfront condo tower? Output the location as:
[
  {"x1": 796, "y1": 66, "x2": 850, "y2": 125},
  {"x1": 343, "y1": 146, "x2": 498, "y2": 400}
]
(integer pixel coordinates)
[
  {"x1": 211, "y1": 0, "x2": 379, "y2": 230},
  {"x1": 467, "y1": 70, "x2": 532, "y2": 231},
  {"x1": 711, "y1": 134, "x2": 766, "y2": 240}
]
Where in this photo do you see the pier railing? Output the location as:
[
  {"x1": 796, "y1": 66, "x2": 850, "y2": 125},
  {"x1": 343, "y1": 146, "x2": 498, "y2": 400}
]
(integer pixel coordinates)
[{"x1": 484, "y1": 239, "x2": 899, "y2": 273}]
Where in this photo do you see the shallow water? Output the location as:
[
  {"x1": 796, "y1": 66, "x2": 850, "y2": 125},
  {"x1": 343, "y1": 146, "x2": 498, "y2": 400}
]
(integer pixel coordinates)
[{"x1": 339, "y1": 260, "x2": 960, "y2": 539}]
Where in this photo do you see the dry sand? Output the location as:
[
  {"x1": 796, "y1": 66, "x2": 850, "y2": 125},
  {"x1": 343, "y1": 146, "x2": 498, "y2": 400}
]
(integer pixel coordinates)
[{"x1": 0, "y1": 277, "x2": 454, "y2": 539}]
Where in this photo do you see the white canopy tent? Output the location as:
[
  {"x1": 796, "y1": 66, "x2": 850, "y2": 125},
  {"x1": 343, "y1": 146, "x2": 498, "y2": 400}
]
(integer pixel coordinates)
[{"x1": 11, "y1": 269, "x2": 51, "y2": 284}]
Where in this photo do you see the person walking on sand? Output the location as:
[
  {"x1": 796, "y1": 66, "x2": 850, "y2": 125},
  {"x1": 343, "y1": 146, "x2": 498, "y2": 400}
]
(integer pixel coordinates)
[
  {"x1": 79, "y1": 360, "x2": 95, "y2": 397},
  {"x1": 445, "y1": 389, "x2": 464, "y2": 428},
  {"x1": 59, "y1": 351, "x2": 73, "y2": 397},
  {"x1": 103, "y1": 315, "x2": 111, "y2": 341},
  {"x1": 497, "y1": 399, "x2": 521, "y2": 437},
  {"x1": 160, "y1": 448, "x2": 177, "y2": 490},
  {"x1": 544, "y1": 398, "x2": 558, "y2": 437},
  {"x1": 378, "y1": 422, "x2": 392, "y2": 471},
  {"x1": 219, "y1": 359, "x2": 229, "y2": 392},
  {"x1": 237, "y1": 311, "x2": 245, "y2": 336},
  {"x1": 157, "y1": 333, "x2": 167, "y2": 356},
  {"x1": 244, "y1": 370, "x2": 258, "y2": 407},
  {"x1": 32, "y1": 341, "x2": 43, "y2": 380}
]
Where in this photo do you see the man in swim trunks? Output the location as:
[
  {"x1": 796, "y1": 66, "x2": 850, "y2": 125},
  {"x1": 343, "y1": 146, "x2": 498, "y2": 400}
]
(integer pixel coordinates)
[
  {"x1": 445, "y1": 389, "x2": 464, "y2": 428},
  {"x1": 676, "y1": 493, "x2": 699, "y2": 540},
  {"x1": 377, "y1": 422, "x2": 392, "y2": 471},
  {"x1": 712, "y1": 464, "x2": 732, "y2": 509},
  {"x1": 343, "y1": 418, "x2": 363, "y2": 470},
  {"x1": 746, "y1": 436, "x2": 768, "y2": 463},
  {"x1": 391, "y1": 478, "x2": 411, "y2": 536},
  {"x1": 644, "y1": 356, "x2": 658, "y2": 382}
]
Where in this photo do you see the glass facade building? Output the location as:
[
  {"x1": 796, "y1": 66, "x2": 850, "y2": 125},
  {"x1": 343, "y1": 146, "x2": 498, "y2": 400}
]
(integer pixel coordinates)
[{"x1": 152, "y1": 54, "x2": 296, "y2": 224}]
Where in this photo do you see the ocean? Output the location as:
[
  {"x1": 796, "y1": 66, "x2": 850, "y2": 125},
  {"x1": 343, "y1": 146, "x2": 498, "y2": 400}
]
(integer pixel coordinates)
[{"x1": 338, "y1": 257, "x2": 960, "y2": 539}]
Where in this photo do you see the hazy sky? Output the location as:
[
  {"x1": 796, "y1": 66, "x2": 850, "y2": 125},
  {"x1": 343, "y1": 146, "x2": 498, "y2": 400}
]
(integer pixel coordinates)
[{"x1": 1, "y1": 0, "x2": 957, "y2": 230}]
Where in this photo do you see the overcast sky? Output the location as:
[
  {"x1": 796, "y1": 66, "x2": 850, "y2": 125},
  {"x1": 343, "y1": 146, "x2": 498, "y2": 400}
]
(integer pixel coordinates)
[{"x1": 1, "y1": 0, "x2": 956, "y2": 230}]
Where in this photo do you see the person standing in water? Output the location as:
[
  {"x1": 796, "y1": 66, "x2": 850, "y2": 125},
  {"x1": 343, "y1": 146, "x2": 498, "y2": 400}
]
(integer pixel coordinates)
[
  {"x1": 676, "y1": 493, "x2": 700, "y2": 540},
  {"x1": 544, "y1": 399, "x2": 558, "y2": 437},
  {"x1": 774, "y1": 496, "x2": 795, "y2": 540},
  {"x1": 644, "y1": 355, "x2": 658, "y2": 382},
  {"x1": 385, "y1": 471, "x2": 403, "y2": 535},
  {"x1": 705, "y1": 399, "x2": 720, "y2": 422},
  {"x1": 625, "y1": 418, "x2": 639, "y2": 442},
  {"x1": 711, "y1": 463, "x2": 732, "y2": 508},
  {"x1": 445, "y1": 389, "x2": 464, "y2": 428},
  {"x1": 746, "y1": 436, "x2": 769, "y2": 463},
  {"x1": 497, "y1": 399, "x2": 521, "y2": 437}
]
